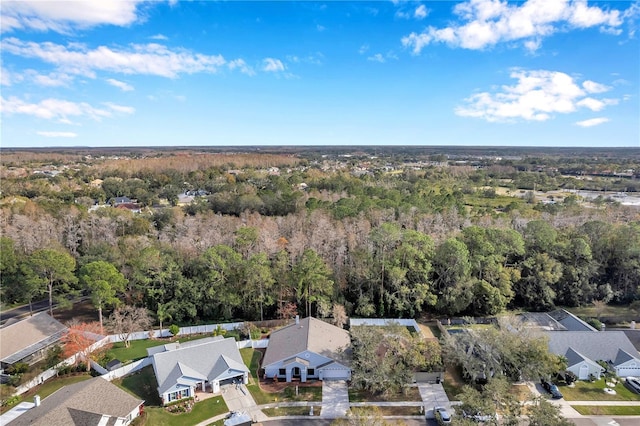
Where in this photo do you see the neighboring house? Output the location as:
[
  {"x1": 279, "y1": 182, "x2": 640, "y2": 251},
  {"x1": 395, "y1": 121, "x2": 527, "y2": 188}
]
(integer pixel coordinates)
[
  {"x1": 149, "y1": 336, "x2": 249, "y2": 405},
  {"x1": 0, "y1": 313, "x2": 67, "y2": 370},
  {"x1": 547, "y1": 331, "x2": 640, "y2": 379},
  {"x1": 262, "y1": 316, "x2": 351, "y2": 382},
  {"x1": 8, "y1": 377, "x2": 143, "y2": 426},
  {"x1": 109, "y1": 196, "x2": 134, "y2": 206},
  {"x1": 519, "y1": 309, "x2": 598, "y2": 332}
]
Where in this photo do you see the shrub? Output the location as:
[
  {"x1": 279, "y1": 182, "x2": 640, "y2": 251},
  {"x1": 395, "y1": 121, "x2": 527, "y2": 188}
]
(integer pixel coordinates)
[
  {"x1": 45, "y1": 345, "x2": 63, "y2": 369},
  {"x1": 586, "y1": 318, "x2": 603, "y2": 331},
  {"x1": 168, "y1": 324, "x2": 180, "y2": 337},
  {"x1": 6, "y1": 363, "x2": 28, "y2": 375}
]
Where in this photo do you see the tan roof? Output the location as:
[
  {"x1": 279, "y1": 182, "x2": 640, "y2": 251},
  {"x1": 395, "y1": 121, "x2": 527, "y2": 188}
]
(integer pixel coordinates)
[
  {"x1": 9, "y1": 377, "x2": 143, "y2": 426},
  {"x1": 0, "y1": 313, "x2": 67, "y2": 363},
  {"x1": 262, "y1": 317, "x2": 351, "y2": 367}
]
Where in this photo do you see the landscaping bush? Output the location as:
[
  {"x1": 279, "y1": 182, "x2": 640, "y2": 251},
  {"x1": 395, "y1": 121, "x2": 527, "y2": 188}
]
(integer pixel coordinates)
[
  {"x1": 169, "y1": 324, "x2": 180, "y2": 337},
  {"x1": 6, "y1": 363, "x2": 28, "y2": 375},
  {"x1": 45, "y1": 346, "x2": 63, "y2": 369}
]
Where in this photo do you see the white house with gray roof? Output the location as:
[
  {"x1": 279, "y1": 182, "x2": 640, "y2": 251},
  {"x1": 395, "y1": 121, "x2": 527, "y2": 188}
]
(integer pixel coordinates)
[
  {"x1": 547, "y1": 331, "x2": 640, "y2": 379},
  {"x1": 262, "y1": 316, "x2": 351, "y2": 382},
  {"x1": 149, "y1": 336, "x2": 249, "y2": 405}
]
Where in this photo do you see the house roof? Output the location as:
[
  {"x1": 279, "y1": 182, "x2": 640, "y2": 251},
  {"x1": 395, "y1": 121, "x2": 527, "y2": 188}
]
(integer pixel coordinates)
[
  {"x1": 547, "y1": 309, "x2": 598, "y2": 332},
  {"x1": 152, "y1": 337, "x2": 248, "y2": 395},
  {"x1": 8, "y1": 377, "x2": 143, "y2": 426},
  {"x1": 0, "y1": 313, "x2": 67, "y2": 365},
  {"x1": 262, "y1": 317, "x2": 351, "y2": 367},
  {"x1": 547, "y1": 331, "x2": 640, "y2": 366}
]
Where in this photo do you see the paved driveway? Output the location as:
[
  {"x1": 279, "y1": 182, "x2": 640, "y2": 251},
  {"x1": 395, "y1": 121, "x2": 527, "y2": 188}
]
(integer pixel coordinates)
[
  {"x1": 418, "y1": 383, "x2": 451, "y2": 419},
  {"x1": 321, "y1": 380, "x2": 349, "y2": 418}
]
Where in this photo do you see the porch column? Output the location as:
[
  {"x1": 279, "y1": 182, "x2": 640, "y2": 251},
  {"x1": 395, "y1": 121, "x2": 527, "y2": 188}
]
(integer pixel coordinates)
[
  {"x1": 212, "y1": 380, "x2": 220, "y2": 393},
  {"x1": 286, "y1": 368, "x2": 292, "y2": 382},
  {"x1": 243, "y1": 372, "x2": 249, "y2": 384},
  {"x1": 301, "y1": 368, "x2": 307, "y2": 383}
]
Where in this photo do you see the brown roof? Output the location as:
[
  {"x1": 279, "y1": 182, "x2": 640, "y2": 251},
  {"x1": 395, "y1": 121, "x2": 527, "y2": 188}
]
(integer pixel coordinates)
[
  {"x1": 262, "y1": 317, "x2": 351, "y2": 367},
  {"x1": 0, "y1": 313, "x2": 67, "y2": 364},
  {"x1": 9, "y1": 377, "x2": 143, "y2": 426}
]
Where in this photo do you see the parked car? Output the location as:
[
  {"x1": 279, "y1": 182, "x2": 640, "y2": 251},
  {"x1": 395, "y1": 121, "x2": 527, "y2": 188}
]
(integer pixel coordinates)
[
  {"x1": 434, "y1": 406, "x2": 452, "y2": 424},
  {"x1": 540, "y1": 378, "x2": 552, "y2": 393},
  {"x1": 625, "y1": 377, "x2": 640, "y2": 394},
  {"x1": 549, "y1": 384, "x2": 563, "y2": 399}
]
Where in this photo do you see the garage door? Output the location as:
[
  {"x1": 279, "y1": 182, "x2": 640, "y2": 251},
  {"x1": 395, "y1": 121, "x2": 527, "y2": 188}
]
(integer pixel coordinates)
[
  {"x1": 321, "y1": 368, "x2": 350, "y2": 380},
  {"x1": 617, "y1": 367, "x2": 640, "y2": 377}
]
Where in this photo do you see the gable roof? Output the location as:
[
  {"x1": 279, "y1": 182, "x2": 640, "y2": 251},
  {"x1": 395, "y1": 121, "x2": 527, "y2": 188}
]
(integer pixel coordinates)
[
  {"x1": 0, "y1": 313, "x2": 67, "y2": 365},
  {"x1": 565, "y1": 347, "x2": 604, "y2": 371},
  {"x1": 262, "y1": 317, "x2": 351, "y2": 367},
  {"x1": 8, "y1": 377, "x2": 143, "y2": 426},
  {"x1": 152, "y1": 337, "x2": 248, "y2": 395},
  {"x1": 548, "y1": 309, "x2": 598, "y2": 332},
  {"x1": 547, "y1": 331, "x2": 640, "y2": 366}
]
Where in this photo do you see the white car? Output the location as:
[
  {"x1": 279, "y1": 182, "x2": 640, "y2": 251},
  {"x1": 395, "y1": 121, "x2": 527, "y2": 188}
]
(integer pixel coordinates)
[
  {"x1": 625, "y1": 377, "x2": 640, "y2": 394},
  {"x1": 434, "y1": 406, "x2": 452, "y2": 424}
]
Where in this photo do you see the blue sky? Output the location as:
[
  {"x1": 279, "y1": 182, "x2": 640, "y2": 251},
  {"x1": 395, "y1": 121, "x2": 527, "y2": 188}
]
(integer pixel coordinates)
[{"x1": 1, "y1": 0, "x2": 639, "y2": 148}]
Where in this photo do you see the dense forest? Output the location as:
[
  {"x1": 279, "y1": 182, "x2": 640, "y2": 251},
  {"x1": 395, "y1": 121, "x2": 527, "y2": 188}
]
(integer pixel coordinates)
[{"x1": 1, "y1": 147, "x2": 639, "y2": 326}]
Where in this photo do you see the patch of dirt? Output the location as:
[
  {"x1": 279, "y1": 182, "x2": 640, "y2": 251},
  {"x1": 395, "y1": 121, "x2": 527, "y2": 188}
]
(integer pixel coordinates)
[{"x1": 53, "y1": 300, "x2": 100, "y2": 324}]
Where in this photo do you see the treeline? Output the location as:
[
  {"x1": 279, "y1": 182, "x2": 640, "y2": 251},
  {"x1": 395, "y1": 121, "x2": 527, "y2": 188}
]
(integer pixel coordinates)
[{"x1": 1, "y1": 197, "x2": 638, "y2": 324}]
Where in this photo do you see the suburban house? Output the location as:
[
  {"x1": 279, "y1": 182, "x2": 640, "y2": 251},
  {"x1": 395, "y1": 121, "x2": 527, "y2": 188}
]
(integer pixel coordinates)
[
  {"x1": 546, "y1": 331, "x2": 640, "y2": 379},
  {"x1": 262, "y1": 316, "x2": 351, "y2": 382},
  {"x1": 520, "y1": 309, "x2": 640, "y2": 379},
  {"x1": 0, "y1": 312, "x2": 67, "y2": 370},
  {"x1": 8, "y1": 377, "x2": 143, "y2": 426},
  {"x1": 149, "y1": 336, "x2": 249, "y2": 405}
]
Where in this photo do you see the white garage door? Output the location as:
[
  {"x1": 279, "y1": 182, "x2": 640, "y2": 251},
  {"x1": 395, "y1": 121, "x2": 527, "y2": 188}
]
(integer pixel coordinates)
[
  {"x1": 321, "y1": 368, "x2": 350, "y2": 380},
  {"x1": 617, "y1": 367, "x2": 640, "y2": 377}
]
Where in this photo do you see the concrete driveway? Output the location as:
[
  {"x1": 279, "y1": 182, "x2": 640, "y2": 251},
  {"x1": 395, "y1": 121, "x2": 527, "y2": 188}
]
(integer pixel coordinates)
[
  {"x1": 320, "y1": 380, "x2": 349, "y2": 418},
  {"x1": 418, "y1": 383, "x2": 451, "y2": 419}
]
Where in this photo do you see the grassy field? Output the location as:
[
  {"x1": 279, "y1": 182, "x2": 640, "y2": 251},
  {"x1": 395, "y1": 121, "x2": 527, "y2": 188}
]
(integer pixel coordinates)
[
  {"x1": 568, "y1": 305, "x2": 639, "y2": 324},
  {"x1": 572, "y1": 405, "x2": 640, "y2": 416},
  {"x1": 560, "y1": 379, "x2": 640, "y2": 402},
  {"x1": 142, "y1": 397, "x2": 228, "y2": 426},
  {"x1": 114, "y1": 365, "x2": 162, "y2": 406}
]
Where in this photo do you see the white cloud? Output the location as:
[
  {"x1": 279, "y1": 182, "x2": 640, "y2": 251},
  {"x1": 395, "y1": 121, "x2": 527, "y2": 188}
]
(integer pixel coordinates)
[
  {"x1": 368, "y1": 53, "x2": 385, "y2": 63},
  {"x1": 29, "y1": 71, "x2": 73, "y2": 87},
  {"x1": 149, "y1": 34, "x2": 168, "y2": 40},
  {"x1": 359, "y1": 44, "x2": 370, "y2": 54},
  {"x1": 106, "y1": 78, "x2": 134, "y2": 91},
  {"x1": 0, "y1": 96, "x2": 131, "y2": 123},
  {"x1": 1, "y1": 1, "x2": 144, "y2": 33},
  {"x1": 402, "y1": 0, "x2": 628, "y2": 53},
  {"x1": 575, "y1": 117, "x2": 610, "y2": 127},
  {"x1": 262, "y1": 58, "x2": 285, "y2": 72},
  {"x1": 1, "y1": 38, "x2": 228, "y2": 78},
  {"x1": 37, "y1": 131, "x2": 78, "y2": 138},
  {"x1": 414, "y1": 5, "x2": 429, "y2": 20},
  {"x1": 103, "y1": 102, "x2": 135, "y2": 115},
  {"x1": 455, "y1": 69, "x2": 617, "y2": 123},
  {"x1": 228, "y1": 59, "x2": 255, "y2": 76},
  {"x1": 583, "y1": 80, "x2": 611, "y2": 93},
  {"x1": 317, "y1": 24, "x2": 326, "y2": 32}
]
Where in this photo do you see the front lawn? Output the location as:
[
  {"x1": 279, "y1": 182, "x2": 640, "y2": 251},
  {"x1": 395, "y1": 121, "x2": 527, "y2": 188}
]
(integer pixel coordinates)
[
  {"x1": 559, "y1": 379, "x2": 640, "y2": 401},
  {"x1": 349, "y1": 386, "x2": 422, "y2": 402},
  {"x1": 572, "y1": 405, "x2": 640, "y2": 416},
  {"x1": 142, "y1": 397, "x2": 227, "y2": 426}
]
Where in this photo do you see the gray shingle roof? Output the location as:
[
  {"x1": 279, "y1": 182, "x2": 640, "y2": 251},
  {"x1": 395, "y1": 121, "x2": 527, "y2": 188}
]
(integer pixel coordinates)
[
  {"x1": 0, "y1": 313, "x2": 67, "y2": 365},
  {"x1": 8, "y1": 377, "x2": 143, "y2": 426},
  {"x1": 548, "y1": 309, "x2": 598, "y2": 332},
  {"x1": 547, "y1": 331, "x2": 640, "y2": 366},
  {"x1": 152, "y1": 337, "x2": 248, "y2": 395},
  {"x1": 262, "y1": 317, "x2": 351, "y2": 367}
]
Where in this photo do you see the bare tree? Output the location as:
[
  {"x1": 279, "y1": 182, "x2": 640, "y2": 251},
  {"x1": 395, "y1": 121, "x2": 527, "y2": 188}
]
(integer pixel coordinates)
[
  {"x1": 108, "y1": 305, "x2": 152, "y2": 348},
  {"x1": 332, "y1": 304, "x2": 348, "y2": 329}
]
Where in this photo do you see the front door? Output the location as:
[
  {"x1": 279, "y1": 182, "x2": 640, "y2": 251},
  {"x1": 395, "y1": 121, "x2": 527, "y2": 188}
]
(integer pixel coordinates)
[{"x1": 292, "y1": 367, "x2": 301, "y2": 378}]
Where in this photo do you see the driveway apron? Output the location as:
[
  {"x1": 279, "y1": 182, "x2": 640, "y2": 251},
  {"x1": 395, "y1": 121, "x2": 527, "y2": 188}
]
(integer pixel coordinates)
[
  {"x1": 418, "y1": 383, "x2": 451, "y2": 419},
  {"x1": 321, "y1": 380, "x2": 350, "y2": 418}
]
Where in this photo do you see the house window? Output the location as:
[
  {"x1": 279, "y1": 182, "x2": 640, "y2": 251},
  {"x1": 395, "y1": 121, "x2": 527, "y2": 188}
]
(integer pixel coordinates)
[
  {"x1": 308, "y1": 368, "x2": 315, "y2": 376},
  {"x1": 279, "y1": 368, "x2": 286, "y2": 376}
]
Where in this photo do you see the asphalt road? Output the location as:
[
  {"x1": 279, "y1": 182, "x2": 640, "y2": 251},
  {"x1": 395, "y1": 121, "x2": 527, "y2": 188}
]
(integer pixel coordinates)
[{"x1": 0, "y1": 299, "x2": 51, "y2": 323}]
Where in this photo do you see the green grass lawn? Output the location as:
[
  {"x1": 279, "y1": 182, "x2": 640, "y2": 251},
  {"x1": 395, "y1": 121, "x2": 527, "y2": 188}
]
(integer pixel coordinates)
[
  {"x1": 560, "y1": 379, "x2": 640, "y2": 402},
  {"x1": 114, "y1": 365, "x2": 162, "y2": 406},
  {"x1": 572, "y1": 405, "x2": 640, "y2": 416},
  {"x1": 107, "y1": 334, "x2": 213, "y2": 363},
  {"x1": 569, "y1": 305, "x2": 638, "y2": 324},
  {"x1": 142, "y1": 397, "x2": 228, "y2": 426}
]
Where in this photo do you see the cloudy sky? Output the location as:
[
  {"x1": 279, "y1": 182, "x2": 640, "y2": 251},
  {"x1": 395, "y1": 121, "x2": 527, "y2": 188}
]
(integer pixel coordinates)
[{"x1": 1, "y1": 0, "x2": 638, "y2": 147}]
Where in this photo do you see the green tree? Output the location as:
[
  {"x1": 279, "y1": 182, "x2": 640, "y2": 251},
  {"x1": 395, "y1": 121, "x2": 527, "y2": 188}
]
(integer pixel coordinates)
[
  {"x1": 369, "y1": 223, "x2": 402, "y2": 316},
  {"x1": 293, "y1": 249, "x2": 334, "y2": 317},
  {"x1": 432, "y1": 238, "x2": 473, "y2": 315},
  {"x1": 79, "y1": 260, "x2": 127, "y2": 334},
  {"x1": 527, "y1": 397, "x2": 573, "y2": 426},
  {"x1": 24, "y1": 248, "x2": 78, "y2": 316},
  {"x1": 242, "y1": 253, "x2": 275, "y2": 321}
]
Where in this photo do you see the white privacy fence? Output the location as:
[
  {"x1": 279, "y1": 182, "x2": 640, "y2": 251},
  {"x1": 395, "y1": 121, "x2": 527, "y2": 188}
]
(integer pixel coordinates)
[
  {"x1": 108, "y1": 321, "x2": 245, "y2": 343},
  {"x1": 99, "y1": 357, "x2": 152, "y2": 382},
  {"x1": 349, "y1": 318, "x2": 425, "y2": 338}
]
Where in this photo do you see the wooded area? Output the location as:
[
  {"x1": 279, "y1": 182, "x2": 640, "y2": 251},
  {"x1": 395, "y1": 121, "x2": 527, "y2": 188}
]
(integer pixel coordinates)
[{"x1": 1, "y1": 147, "x2": 639, "y2": 325}]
